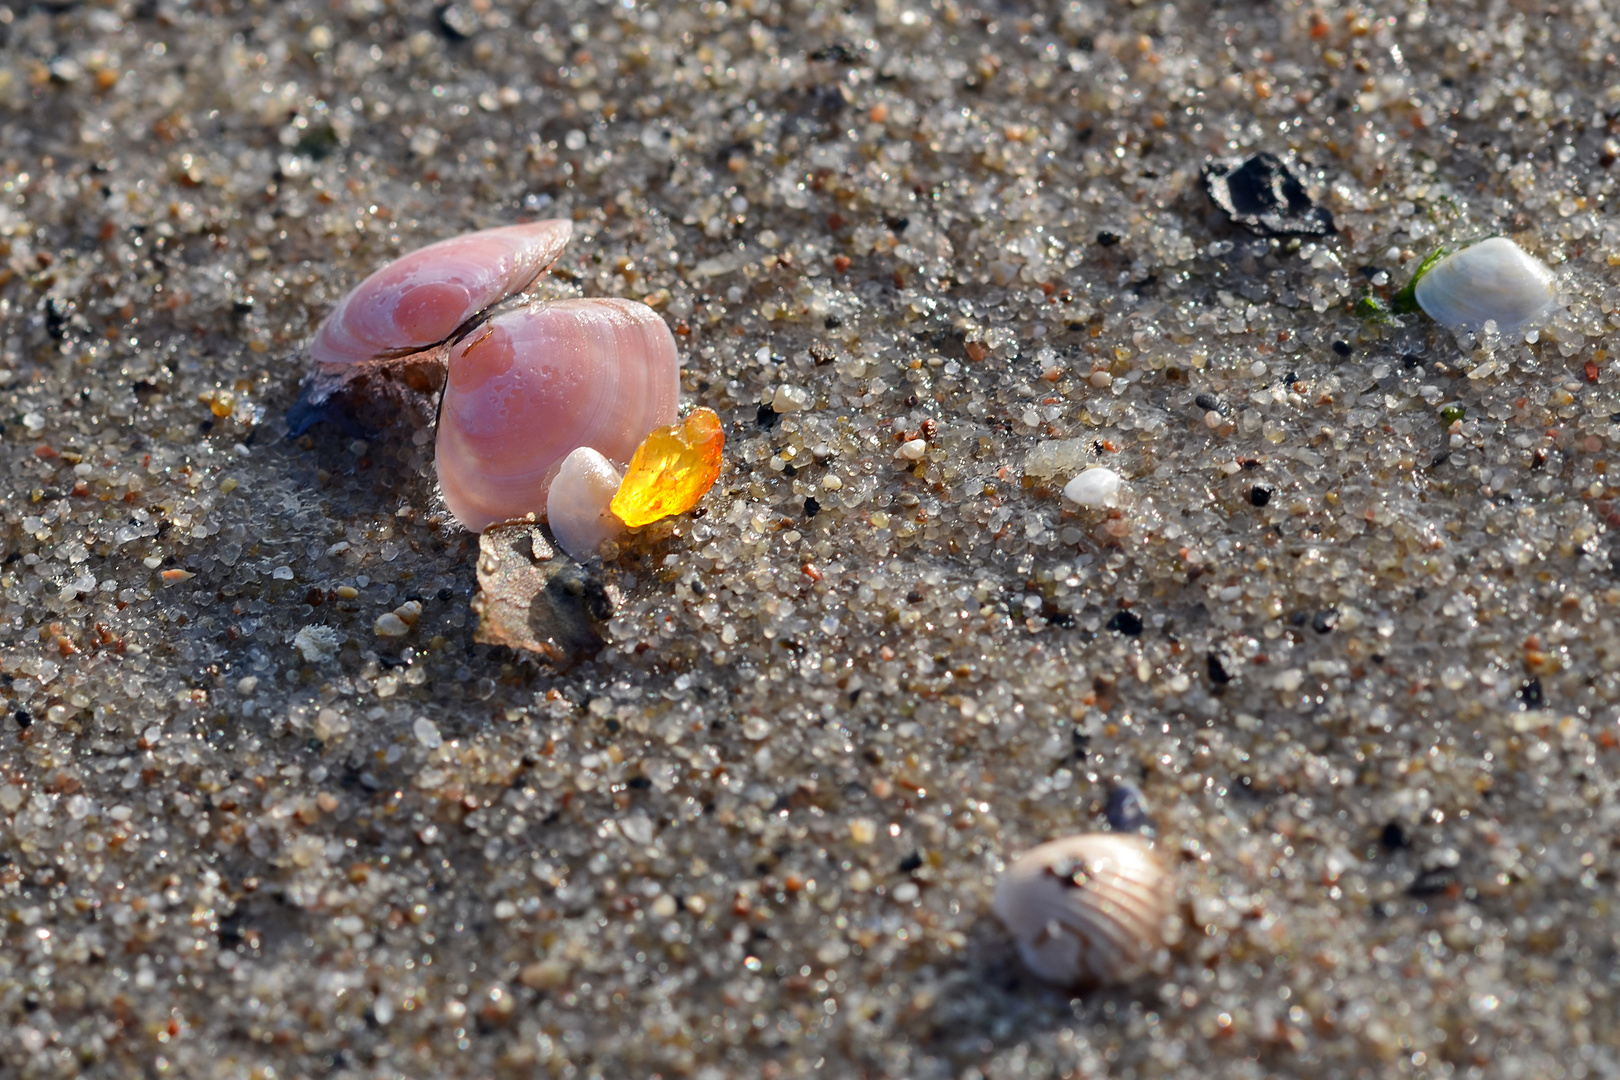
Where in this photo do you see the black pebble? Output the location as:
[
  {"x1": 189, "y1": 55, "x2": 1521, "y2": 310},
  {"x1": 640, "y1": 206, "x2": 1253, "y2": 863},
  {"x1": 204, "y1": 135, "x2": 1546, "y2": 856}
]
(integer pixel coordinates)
[
  {"x1": 1201, "y1": 152, "x2": 1336, "y2": 238},
  {"x1": 1096, "y1": 230, "x2": 1121, "y2": 247},
  {"x1": 1402, "y1": 353, "x2": 1421, "y2": 369},
  {"x1": 1312, "y1": 607, "x2": 1339, "y2": 634},
  {"x1": 1106, "y1": 610, "x2": 1143, "y2": 636},
  {"x1": 437, "y1": 587, "x2": 453, "y2": 601},
  {"x1": 1517, "y1": 677, "x2": 1544, "y2": 709},
  {"x1": 1105, "y1": 783, "x2": 1151, "y2": 832},
  {"x1": 756, "y1": 403, "x2": 780, "y2": 430},
  {"x1": 1380, "y1": 822, "x2": 1410, "y2": 850},
  {"x1": 897, "y1": 851, "x2": 923, "y2": 873},
  {"x1": 1332, "y1": 340, "x2": 1352, "y2": 357},
  {"x1": 1249, "y1": 485, "x2": 1272, "y2": 507},
  {"x1": 1207, "y1": 651, "x2": 1231, "y2": 684},
  {"x1": 823, "y1": 315, "x2": 843, "y2": 329},
  {"x1": 803, "y1": 497, "x2": 820, "y2": 518},
  {"x1": 14, "y1": 709, "x2": 30, "y2": 730},
  {"x1": 1194, "y1": 392, "x2": 1225, "y2": 414}
]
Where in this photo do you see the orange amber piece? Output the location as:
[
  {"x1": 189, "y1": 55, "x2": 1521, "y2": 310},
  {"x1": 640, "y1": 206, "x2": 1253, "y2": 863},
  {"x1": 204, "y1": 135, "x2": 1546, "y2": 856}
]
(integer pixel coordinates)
[{"x1": 610, "y1": 408, "x2": 725, "y2": 527}]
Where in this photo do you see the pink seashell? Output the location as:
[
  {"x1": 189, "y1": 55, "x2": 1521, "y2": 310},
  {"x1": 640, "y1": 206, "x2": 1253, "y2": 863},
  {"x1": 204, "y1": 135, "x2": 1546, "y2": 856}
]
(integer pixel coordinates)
[
  {"x1": 308, "y1": 220, "x2": 573, "y2": 369},
  {"x1": 435, "y1": 298, "x2": 680, "y2": 533}
]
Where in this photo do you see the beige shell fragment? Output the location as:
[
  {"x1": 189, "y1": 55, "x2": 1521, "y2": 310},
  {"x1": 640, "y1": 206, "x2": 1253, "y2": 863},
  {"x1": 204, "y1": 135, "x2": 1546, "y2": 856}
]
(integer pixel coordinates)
[{"x1": 992, "y1": 833, "x2": 1174, "y2": 987}]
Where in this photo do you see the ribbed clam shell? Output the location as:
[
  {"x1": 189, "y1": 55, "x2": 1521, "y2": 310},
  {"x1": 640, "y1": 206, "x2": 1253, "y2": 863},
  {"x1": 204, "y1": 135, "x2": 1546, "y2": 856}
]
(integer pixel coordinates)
[
  {"x1": 546, "y1": 447, "x2": 626, "y2": 562},
  {"x1": 992, "y1": 833, "x2": 1173, "y2": 987},
  {"x1": 435, "y1": 298, "x2": 680, "y2": 533},
  {"x1": 1412, "y1": 237, "x2": 1557, "y2": 333},
  {"x1": 308, "y1": 220, "x2": 573, "y2": 369}
]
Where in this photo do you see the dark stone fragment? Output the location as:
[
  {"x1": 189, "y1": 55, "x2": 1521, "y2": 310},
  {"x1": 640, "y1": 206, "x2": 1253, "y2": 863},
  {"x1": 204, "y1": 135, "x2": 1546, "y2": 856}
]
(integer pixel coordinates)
[
  {"x1": 1207, "y1": 651, "x2": 1231, "y2": 684},
  {"x1": 803, "y1": 497, "x2": 820, "y2": 518},
  {"x1": 44, "y1": 298, "x2": 67, "y2": 341},
  {"x1": 809, "y1": 41, "x2": 859, "y2": 63},
  {"x1": 1194, "y1": 392, "x2": 1225, "y2": 414},
  {"x1": 897, "y1": 851, "x2": 923, "y2": 873},
  {"x1": 823, "y1": 315, "x2": 843, "y2": 329},
  {"x1": 1517, "y1": 677, "x2": 1543, "y2": 709},
  {"x1": 437, "y1": 587, "x2": 454, "y2": 601},
  {"x1": 1249, "y1": 485, "x2": 1273, "y2": 507},
  {"x1": 1408, "y1": 866, "x2": 1458, "y2": 897},
  {"x1": 1202, "y1": 152, "x2": 1336, "y2": 238},
  {"x1": 886, "y1": 216, "x2": 909, "y2": 234},
  {"x1": 14, "y1": 709, "x2": 30, "y2": 730},
  {"x1": 1332, "y1": 339, "x2": 1353, "y2": 356},
  {"x1": 756, "y1": 403, "x2": 780, "y2": 430},
  {"x1": 1105, "y1": 783, "x2": 1152, "y2": 832},
  {"x1": 1096, "y1": 230, "x2": 1121, "y2": 247},
  {"x1": 1312, "y1": 607, "x2": 1339, "y2": 634},
  {"x1": 1106, "y1": 609, "x2": 1143, "y2": 636},
  {"x1": 1381, "y1": 822, "x2": 1410, "y2": 849},
  {"x1": 1402, "y1": 353, "x2": 1421, "y2": 368}
]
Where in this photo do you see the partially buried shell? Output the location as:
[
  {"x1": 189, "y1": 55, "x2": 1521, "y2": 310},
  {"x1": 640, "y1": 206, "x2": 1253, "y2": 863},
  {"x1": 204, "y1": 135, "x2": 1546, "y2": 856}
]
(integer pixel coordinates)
[
  {"x1": 1410, "y1": 236, "x2": 1557, "y2": 334},
  {"x1": 992, "y1": 833, "x2": 1173, "y2": 987}
]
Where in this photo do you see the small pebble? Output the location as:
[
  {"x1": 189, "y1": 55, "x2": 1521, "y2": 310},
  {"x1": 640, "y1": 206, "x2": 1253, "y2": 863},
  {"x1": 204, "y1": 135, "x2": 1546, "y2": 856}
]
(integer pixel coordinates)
[
  {"x1": 374, "y1": 613, "x2": 410, "y2": 637},
  {"x1": 1064, "y1": 467, "x2": 1123, "y2": 508}
]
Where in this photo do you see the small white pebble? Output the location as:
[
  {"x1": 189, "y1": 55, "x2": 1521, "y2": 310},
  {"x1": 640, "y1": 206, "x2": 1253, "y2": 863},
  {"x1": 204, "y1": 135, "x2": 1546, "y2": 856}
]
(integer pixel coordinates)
[
  {"x1": 898, "y1": 438, "x2": 927, "y2": 460},
  {"x1": 394, "y1": 599, "x2": 423, "y2": 625},
  {"x1": 272, "y1": 565, "x2": 293, "y2": 580},
  {"x1": 822, "y1": 474, "x2": 843, "y2": 491},
  {"x1": 1063, "y1": 467, "x2": 1124, "y2": 508},
  {"x1": 374, "y1": 612, "x2": 410, "y2": 637},
  {"x1": 771, "y1": 384, "x2": 813, "y2": 412},
  {"x1": 892, "y1": 881, "x2": 920, "y2": 903},
  {"x1": 413, "y1": 717, "x2": 442, "y2": 749},
  {"x1": 1089, "y1": 370, "x2": 1113, "y2": 388}
]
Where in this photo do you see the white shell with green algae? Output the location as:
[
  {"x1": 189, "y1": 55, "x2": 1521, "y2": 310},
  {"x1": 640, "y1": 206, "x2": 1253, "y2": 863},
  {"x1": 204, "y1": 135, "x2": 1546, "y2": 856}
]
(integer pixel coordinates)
[{"x1": 1411, "y1": 237, "x2": 1557, "y2": 333}]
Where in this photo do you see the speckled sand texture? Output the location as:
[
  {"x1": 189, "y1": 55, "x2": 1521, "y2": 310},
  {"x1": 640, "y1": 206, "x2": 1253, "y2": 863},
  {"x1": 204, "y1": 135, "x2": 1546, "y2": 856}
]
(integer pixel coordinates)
[{"x1": 2, "y1": 1, "x2": 1620, "y2": 1078}]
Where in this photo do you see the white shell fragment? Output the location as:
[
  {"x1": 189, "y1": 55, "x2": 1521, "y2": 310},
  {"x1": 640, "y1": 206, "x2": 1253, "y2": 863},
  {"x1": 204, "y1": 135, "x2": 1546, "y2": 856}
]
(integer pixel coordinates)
[
  {"x1": 1412, "y1": 237, "x2": 1557, "y2": 334},
  {"x1": 546, "y1": 446, "x2": 626, "y2": 562},
  {"x1": 1063, "y1": 467, "x2": 1124, "y2": 508},
  {"x1": 993, "y1": 833, "x2": 1174, "y2": 987}
]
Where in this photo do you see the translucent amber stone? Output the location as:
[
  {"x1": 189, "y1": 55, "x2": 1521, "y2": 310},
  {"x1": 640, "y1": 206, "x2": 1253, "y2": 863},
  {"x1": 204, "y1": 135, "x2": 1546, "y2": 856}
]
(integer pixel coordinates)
[{"x1": 610, "y1": 407, "x2": 725, "y2": 527}]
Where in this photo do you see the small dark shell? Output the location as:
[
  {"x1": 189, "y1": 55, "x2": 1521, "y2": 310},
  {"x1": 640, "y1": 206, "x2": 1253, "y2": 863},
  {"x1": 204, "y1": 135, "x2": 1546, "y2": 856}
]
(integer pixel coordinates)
[{"x1": 1202, "y1": 153, "x2": 1335, "y2": 238}]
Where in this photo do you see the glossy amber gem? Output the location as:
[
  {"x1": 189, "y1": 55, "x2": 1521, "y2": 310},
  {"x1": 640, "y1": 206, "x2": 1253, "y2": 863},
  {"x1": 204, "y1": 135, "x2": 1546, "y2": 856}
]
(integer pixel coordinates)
[{"x1": 610, "y1": 407, "x2": 725, "y2": 527}]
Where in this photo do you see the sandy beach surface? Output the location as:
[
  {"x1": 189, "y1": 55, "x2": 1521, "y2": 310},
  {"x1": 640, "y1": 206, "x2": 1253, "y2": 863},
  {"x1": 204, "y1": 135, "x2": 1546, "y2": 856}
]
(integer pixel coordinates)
[{"x1": 1, "y1": 1, "x2": 1618, "y2": 1077}]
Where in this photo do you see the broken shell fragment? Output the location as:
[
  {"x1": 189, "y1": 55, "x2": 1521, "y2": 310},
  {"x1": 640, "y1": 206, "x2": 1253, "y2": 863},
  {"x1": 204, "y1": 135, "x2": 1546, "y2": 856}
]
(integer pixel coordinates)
[
  {"x1": 546, "y1": 446, "x2": 626, "y2": 562},
  {"x1": 1202, "y1": 152, "x2": 1335, "y2": 238},
  {"x1": 611, "y1": 408, "x2": 726, "y2": 528},
  {"x1": 1064, "y1": 466, "x2": 1123, "y2": 508},
  {"x1": 1411, "y1": 236, "x2": 1557, "y2": 334},
  {"x1": 435, "y1": 298, "x2": 680, "y2": 533},
  {"x1": 309, "y1": 220, "x2": 573, "y2": 370},
  {"x1": 993, "y1": 833, "x2": 1174, "y2": 988}
]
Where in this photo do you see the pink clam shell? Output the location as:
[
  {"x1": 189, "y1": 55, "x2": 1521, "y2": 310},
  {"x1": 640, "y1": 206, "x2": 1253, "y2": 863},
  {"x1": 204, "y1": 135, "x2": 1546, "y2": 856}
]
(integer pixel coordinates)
[
  {"x1": 435, "y1": 298, "x2": 681, "y2": 533},
  {"x1": 308, "y1": 220, "x2": 573, "y2": 369}
]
